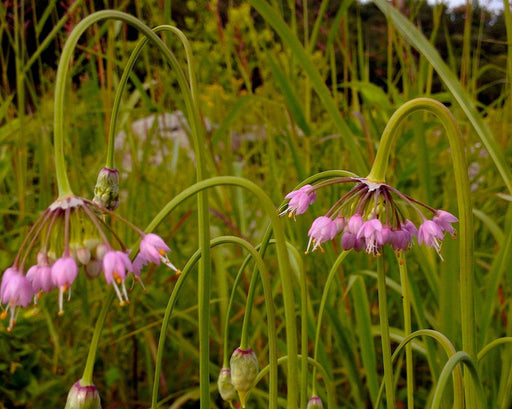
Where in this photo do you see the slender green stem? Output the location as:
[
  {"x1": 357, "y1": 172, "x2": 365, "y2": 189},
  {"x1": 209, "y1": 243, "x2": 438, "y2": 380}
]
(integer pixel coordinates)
[
  {"x1": 145, "y1": 176, "x2": 298, "y2": 407},
  {"x1": 55, "y1": 11, "x2": 211, "y2": 405},
  {"x1": 240, "y1": 262, "x2": 259, "y2": 351},
  {"x1": 374, "y1": 329, "x2": 463, "y2": 409},
  {"x1": 152, "y1": 236, "x2": 278, "y2": 409},
  {"x1": 106, "y1": 24, "x2": 197, "y2": 168},
  {"x1": 54, "y1": 11, "x2": 198, "y2": 196},
  {"x1": 431, "y1": 352, "x2": 485, "y2": 409},
  {"x1": 223, "y1": 253, "x2": 254, "y2": 366},
  {"x1": 311, "y1": 251, "x2": 349, "y2": 388},
  {"x1": 367, "y1": 98, "x2": 475, "y2": 403},
  {"x1": 377, "y1": 256, "x2": 395, "y2": 409},
  {"x1": 81, "y1": 291, "x2": 115, "y2": 385},
  {"x1": 478, "y1": 337, "x2": 512, "y2": 362},
  {"x1": 397, "y1": 253, "x2": 414, "y2": 409}
]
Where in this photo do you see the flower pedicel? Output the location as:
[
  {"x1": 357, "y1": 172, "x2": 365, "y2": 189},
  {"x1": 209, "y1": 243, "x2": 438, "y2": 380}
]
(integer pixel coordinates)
[
  {"x1": 0, "y1": 195, "x2": 180, "y2": 331},
  {"x1": 281, "y1": 177, "x2": 458, "y2": 258}
]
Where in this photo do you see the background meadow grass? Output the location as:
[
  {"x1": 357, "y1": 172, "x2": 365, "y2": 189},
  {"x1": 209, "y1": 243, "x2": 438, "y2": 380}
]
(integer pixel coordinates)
[{"x1": 0, "y1": 0, "x2": 511, "y2": 408}]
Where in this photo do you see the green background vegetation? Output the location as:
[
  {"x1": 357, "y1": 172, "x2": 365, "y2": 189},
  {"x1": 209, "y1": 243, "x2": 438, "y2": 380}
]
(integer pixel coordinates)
[{"x1": 0, "y1": 0, "x2": 511, "y2": 408}]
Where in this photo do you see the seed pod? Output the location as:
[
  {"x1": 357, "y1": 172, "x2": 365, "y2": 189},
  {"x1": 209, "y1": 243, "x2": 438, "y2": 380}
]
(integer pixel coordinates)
[{"x1": 230, "y1": 347, "x2": 259, "y2": 407}]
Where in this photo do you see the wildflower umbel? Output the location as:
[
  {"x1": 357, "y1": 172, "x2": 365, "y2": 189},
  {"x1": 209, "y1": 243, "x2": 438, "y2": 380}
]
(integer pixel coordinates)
[
  {"x1": 0, "y1": 195, "x2": 180, "y2": 331},
  {"x1": 281, "y1": 177, "x2": 458, "y2": 258}
]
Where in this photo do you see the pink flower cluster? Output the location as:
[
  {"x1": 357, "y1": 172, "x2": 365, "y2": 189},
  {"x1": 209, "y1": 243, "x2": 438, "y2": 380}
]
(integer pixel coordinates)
[
  {"x1": 0, "y1": 195, "x2": 179, "y2": 331},
  {"x1": 282, "y1": 178, "x2": 458, "y2": 257}
]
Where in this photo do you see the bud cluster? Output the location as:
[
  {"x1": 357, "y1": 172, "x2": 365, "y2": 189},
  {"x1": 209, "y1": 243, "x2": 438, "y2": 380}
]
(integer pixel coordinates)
[
  {"x1": 217, "y1": 347, "x2": 259, "y2": 408},
  {"x1": 281, "y1": 177, "x2": 458, "y2": 258},
  {"x1": 0, "y1": 195, "x2": 180, "y2": 331}
]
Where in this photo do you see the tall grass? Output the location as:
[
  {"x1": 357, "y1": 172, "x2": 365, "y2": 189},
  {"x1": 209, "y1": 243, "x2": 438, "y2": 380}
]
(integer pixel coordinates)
[{"x1": 0, "y1": 0, "x2": 510, "y2": 408}]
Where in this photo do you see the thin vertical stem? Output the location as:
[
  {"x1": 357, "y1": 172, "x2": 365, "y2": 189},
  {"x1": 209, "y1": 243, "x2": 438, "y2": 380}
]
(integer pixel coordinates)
[
  {"x1": 81, "y1": 292, "x2": 115, "y2": 385},
  {"x1": 56, "y1": 12, "x2": 211, "y2": 406},
  {"x1": 397, "y1": 252, "x2": 414, "y2": 409},
  {"x1": 367, "y1": 98, "x2": 475, "y2": 405},
  {"x1": 145, "y1": 176, "x2": 298, "y2": 407},
  {"x1": 377, "y1": 256, "x2": 396, "y2": 409}
]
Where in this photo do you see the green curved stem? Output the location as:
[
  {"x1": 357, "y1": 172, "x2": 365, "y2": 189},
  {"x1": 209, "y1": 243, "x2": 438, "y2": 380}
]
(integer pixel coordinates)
[
  {"x1": 152, "y1": 235, "x2": 278, "y2": 409},
  {"x1": 478, "y1": 337, "x2": 512, "y2": 362},
  {"x1": 223, "y1": 237, "x2": 308, "y2": 408},
  {"x1": 145, "y1": 176, "x2": 298, "y2": 407},
  {"x1": 80, "y1": 291, "x2": 115, "y2": 385},
  {"x1": 377, "y1": 256, "x2": 395, "y2": 409},
  {"x1": 431, "y1": 351, "x2": 485, "y2": 409},
  {"x1": 240, "y1": 259, "x2": 259, "y2": 351},
  {"x1": 106, "y1": 24, "x2": 197, "y2": 168},
  {"x1": 397, "y1": 253, "x2": 413, "y2": 409},
  {"x1": 367, "y1": 97, "x2": 475, "y2": 402},
  {"x1": 55, "y1": 11, "x2": 210, "y2": 405},
  {"x1": 374, "y1": 329, "x2": 463, "y2": 409},
  {"x1": 52, "y1": 10, "x2": 185, "y2": 197},
  {"x1": 223, "y1": 252, "x2": 254, "y2": 365},
  {"x1": 311, "y1": 251, "x2": 349, "y2": 389}
]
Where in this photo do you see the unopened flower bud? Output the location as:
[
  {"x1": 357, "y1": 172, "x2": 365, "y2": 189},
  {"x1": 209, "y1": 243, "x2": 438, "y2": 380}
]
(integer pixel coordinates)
[
  {"x1": 217, "y1": 367, "x2": 236, "y2": 402},
  {"x1": 230, "y1": 347, "x2": 259, "y2": 407},
  {"x1": 307, "y1": 396, "x2": 324, "y2": 409},
  {"x1": 64, "y1": 380, "x2": 101, "y2": 409},
  {"x1": 84, "y1": 259, "x2": 102, "y2": 279},
  {"x1": 95, "y1": 243, "x2": 108, "y2": 260},
  {"x1": 93, "y1": 167, "x2": 120, "y2": 210},
  {"x1": 76, "y1": 247, "x2": 92, "y2": 265}
]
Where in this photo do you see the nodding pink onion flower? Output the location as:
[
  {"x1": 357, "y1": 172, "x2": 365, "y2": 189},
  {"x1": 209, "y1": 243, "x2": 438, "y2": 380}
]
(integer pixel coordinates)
[
  {"x1": 418, "y1": 220, "x2": 445, "y2": 258},
  {"x1": 51, "y1": 256, "x2": 79, "y2": 316},
  {"x1": 103, "y1": 250, "x2": 133, "y2": 306},
  {"x1": 0, "y1": 270, "x2": 33, "y2": 331},
  {"x1": 341, "y1": 213, "x2": 365, "y2": 252},
  {"x1": 139, "y1": 233, "x2": 180, "y2": 273},
  {"x1": 433, "y1": 210, "x2": 458, "y2": 237},
  {"x1": 357, "y1": 218, "x2": 385, "y2": 256},
  {"x1": 306, "y1": 216, "x2": 338, "y2": 253},
  {"x1": 1, "y1": 191, "x2": 180, "y2": 331},
  {"x1": 280, "y1": 184, "x2": 317, "y2": 217},
  {"x1": 282, "y1": 177, "x2": 457, "y2": 258}
]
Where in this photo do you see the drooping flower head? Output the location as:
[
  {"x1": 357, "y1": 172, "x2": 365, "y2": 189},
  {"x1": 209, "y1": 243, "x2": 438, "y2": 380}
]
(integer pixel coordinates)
[
  {"x1": 0, "y1": 193, "x2": 180, "y2": 330},
  {"x1": 282, "y1": 176, "x2": 458, "y2": 258}
]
